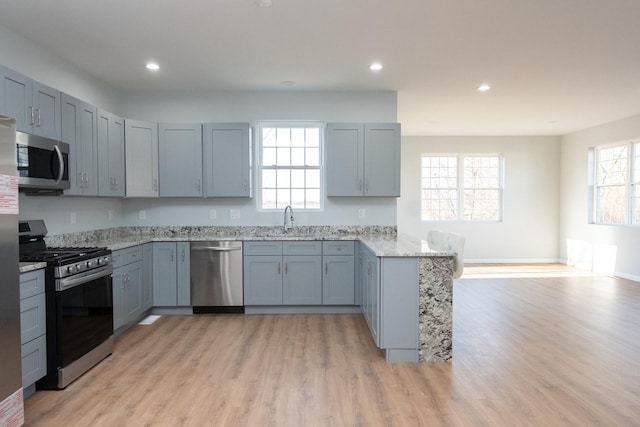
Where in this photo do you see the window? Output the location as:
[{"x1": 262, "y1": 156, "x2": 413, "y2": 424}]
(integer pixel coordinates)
[
  {"x1": 258, "y1": 122, "x2": 322, "y2": 210},
  {"x1": 421, "y1": 154, "x2": 503, "y2": 221},
  {"x1": 592, "y1": 141, "x2": 639, "y2": 225}
]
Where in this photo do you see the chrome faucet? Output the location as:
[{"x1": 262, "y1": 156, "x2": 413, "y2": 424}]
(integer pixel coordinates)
[{"x1": 283, "y1": 205, "x2": 294, "y2": 233}]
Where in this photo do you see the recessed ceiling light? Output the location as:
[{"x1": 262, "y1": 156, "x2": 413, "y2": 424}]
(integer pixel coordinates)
[
  {"x1": 370, "y1": 63, "x2": 383, "y2": 71},
  {"x1": 477, "y1": 84, "x2": 491, "y2": 92},
  {"x1": 145, "y1": 62, "x2": 160, "y2": 71},
  {"x1": 258, "y1": 0, "x2": 273, "y2": 7},
  {"x1": 280, "y1": 80, "x2": 296, "y2": 86}
]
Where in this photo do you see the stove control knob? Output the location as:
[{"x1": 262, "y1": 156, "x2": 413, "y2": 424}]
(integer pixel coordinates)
[
  {"x1": 76, "y1": 263, "x2": 82, "y2": 271},
  {"x1": 97, "y1": 258, "x2": 103, "y2": 265},
  {"x1": 67, "y1": 265, "x2": 75, "y2": 274},
  {"x1": 86, "y1": 260, "x2": 94, "y2": 268},
  {"x1": 103, "y1": 257, "x2": 110, "y2": 265}
]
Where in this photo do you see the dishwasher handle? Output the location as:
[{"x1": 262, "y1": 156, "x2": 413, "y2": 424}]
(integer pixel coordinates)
[{"x1": 191, "y1": 246, "x2": 242, "y2": 252}]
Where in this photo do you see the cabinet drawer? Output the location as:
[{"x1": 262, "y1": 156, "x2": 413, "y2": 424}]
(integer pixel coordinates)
[
  {"x1": 322, "y1": 241, "x2": 355, "y2": 255},
  {"x1": 243, "y1": 241, "x2": 283, "y2": 256},
  {"x1": 22, "y1": 335, "x2": 47, "y2": 388},
  {"x1": 20, "y1": 269, "x2": 45, "y2": 299},
  {"x1": 112, "y1": 246, "x2": 143, "y2": 268},
  {"x1": 20, "y1": 293, "x2": 46, "y2": 344},
  {"x1": 283, "y1": 241, "x2": 322, "y2": 256}
]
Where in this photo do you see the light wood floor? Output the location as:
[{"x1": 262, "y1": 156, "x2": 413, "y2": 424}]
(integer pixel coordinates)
[{"x1": 24, "y1": 265, "x2": 640, "y2": 426}]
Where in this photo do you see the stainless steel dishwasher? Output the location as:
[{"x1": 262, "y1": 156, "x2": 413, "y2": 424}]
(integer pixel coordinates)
[{"x1": 190, "y1": 241, "x2": 244, "y2": 313}]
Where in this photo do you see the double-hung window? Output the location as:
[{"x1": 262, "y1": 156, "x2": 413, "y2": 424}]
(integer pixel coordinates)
[
  {"x1": 421, "y1": 154, "x2": 503, "y2": 221},
  {"x1": 592, "y1": 141, "x2": 640, "y2": 225},
  {"x1": 258, "y1": 122, "x2": 322, "y2": 210}
]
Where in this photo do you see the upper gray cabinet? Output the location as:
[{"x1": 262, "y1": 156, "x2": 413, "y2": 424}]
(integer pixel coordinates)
[
  {"x1": 0, "y1": 65, "x2": 62, "y2": 140},
  {"x1": 61, "y1": 94, "x2": 98, "y2": 196},
  {"x1": 125, "y1": 119, "x2": 158, "y2": 197},
  {"x1": 203, "y1": 123, "x2": 252, "y2": 197},
  {"x1": 97, "y1": 109, "x2": 125, "y2": 197},
  {"x1": 158, "y1": 123, "x2": 203, "y2": 197},
  {"x1": 326, "y1": 123, "x2": 401, "y2": 197}
]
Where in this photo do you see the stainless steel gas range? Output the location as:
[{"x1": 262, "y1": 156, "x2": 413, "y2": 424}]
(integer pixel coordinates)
[{"x1": 19, "y1": 220, "x2": 114, "y2": 390}]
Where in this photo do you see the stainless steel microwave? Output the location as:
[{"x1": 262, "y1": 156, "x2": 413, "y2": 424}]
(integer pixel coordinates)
[{"x1": 16, "y1": 131, "x2": 70, "y2": 193}]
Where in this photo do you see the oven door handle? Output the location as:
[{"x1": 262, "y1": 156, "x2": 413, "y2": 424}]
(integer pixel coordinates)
[{"x1": 56, "y1": 265, "x2": 113, "y2": 292}]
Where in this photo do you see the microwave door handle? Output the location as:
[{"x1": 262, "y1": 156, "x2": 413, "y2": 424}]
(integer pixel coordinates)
[{"x1": 53, "y1": 144, "x2": 64, "y2": 184}]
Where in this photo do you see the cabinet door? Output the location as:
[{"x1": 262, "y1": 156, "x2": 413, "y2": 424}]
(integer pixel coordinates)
[
  {"x1": 112, "y1": 268, "x2": 126, "y2": 330},
  {"x1": 20, "y1": 293, "x2": 46, "y2": 344},
  {"x1": 97, "y1": 109, "x2": 125, "y2": 197},
  {"x1": 142, "y1": 243, "x2": 153, "y2": 311},
  {"x1": 124, "y1": 263, "x2": 143, "y2": 323},
  {"x1": 325, "y1": 123, "x2": 364, "y2": 196},
  {"x1": 125, "y1": 119, "x2": 159, "y2": 197},
  {"x1": 363, "y1": 123, "x2": 400, "y2": 196},
  {"x1": 176, "y1": 242, "x2": 191, "y2": 306},
  {"x1": 203, "y1": 123, "x2": 252, "y2": 197},
  {"x1": 62, "y1": 94, "x2": 98, "y2": 195},
  {"x1": 158, "y1": 123, "x2": 203, "y2": 197},
  {"x1": 243, "y1": 256, "x2": 282, "y2": 305},
  {"x1": 153, "y1": 243, "x2": 178, "y2": 306},
  {"x1": 322, "y1": 255, "x2": 355, "y2": 305},
  {"x1": 21, "y1": 335, "x2": 46, "y2": 389},
  {"x1": 32, "y1": 81, "x2": 61, "y2": 140},
  {"x1": 368, "y1": 254, "x2": 380, "y2": 345},
  {"x1": 0, "y1": 66, "x2": 31, "y2": 133},
  {"x1": 283, "y1": 255, "x2": 322, "y2": 305}
]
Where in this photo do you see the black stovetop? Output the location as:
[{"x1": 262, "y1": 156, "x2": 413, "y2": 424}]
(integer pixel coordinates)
[{"x1": 20, "y1": 246, "x2": 110, "y2": 266}]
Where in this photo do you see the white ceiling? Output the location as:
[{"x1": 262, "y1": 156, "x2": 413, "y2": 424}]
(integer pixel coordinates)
[{"x1": 1, "y1": 0, "x2": 640, "y2": 136}]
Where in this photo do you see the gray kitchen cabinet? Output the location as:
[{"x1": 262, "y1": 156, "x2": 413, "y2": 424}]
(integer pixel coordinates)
[
  {"x1": 61, "y1": 94, "x2": 98, "y2": 195},
  {"x1": 125, "y1": 119, "x2": 158, "y2": 197},
  {"x1": 142, "y1": 243, "x2": 153, "y2": 311},
  {"x1": 152, "y1": 242, "x2": 190, "y2": 306},
  {"x1": 97, "y1": 109, "x2": 125, "y2": 197},
  {"x1": 203, "y1": 123, "x2": 252, "y2": 197},
  {"x1": 326, "y1": 122, "x2": 400, "y2": 197},
  {"x1": 322, "y1": 241, "x2": 355, "y2": 305},
  {"x1": 19, "y1": 270, "x2": 47, "y2": 389},
  {"x1": 158, "y1": 123, "x2": 203, "y2": 197},
  {"x1": 243, "y1": 255, "x2": 283, "y2": 305},
  {"x1": 112, "y1": 246, "x2": 143, "y2": 330},
  {"x1": 360, "y1": 244, "x2": 380, "y2": 345},
  {"x1": 0, "y1": 65, "x2": 61, "y2": 140},
  {"x1": 243, "y1": 241, "x2": 322, "y2": 305}
]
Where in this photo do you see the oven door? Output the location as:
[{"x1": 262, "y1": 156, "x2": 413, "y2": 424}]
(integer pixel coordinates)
[{"x1": 55, "y1": 266, "x2": 113, "y2": 367}]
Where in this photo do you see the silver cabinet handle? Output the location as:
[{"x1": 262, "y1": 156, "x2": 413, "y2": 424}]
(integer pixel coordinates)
[
  {"x1": 277, "y1": 262, "x2": 281, "y2": 275},
  {"x1": 192, "y1": 246, "x2": 242, "y2": 252},
  {"x1": 284, "y1": 263, "x2": 288, "y2": 275},
  {"x1": 153, "y1": 178, "x2": 158, "y2": 192},
  {"x1": 171, "y1": 250, "x2": 174, "y2": 262},
  {"x1": 182, "y1": 247, "x2": 185, "y2": 263},
  {"x1": 325, "y1": 263, "x2": 328, "y2": 275},
  {"x1": 53, "y1": 144, "x2": 64, "y2": 184},
  {"x1": 197, "y1": 179, "x2": 201, "y2": 192},
  {"x1": 28, "y1": 106, "x2": 35, "y2": 125},
  {"x1": 365, "y1": 178, "x2": 369, "y2": 193},
  {"x1": 36, "y1": 108, "x2": 41, "y2": 127},
  {"x1": 359, "y1": 178, "x2": 363, "y2": 192}
]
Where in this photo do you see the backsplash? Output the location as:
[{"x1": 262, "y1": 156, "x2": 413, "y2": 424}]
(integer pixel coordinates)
[{"x1": 45, "y1": 225, "x2": 397, "y2": 246}]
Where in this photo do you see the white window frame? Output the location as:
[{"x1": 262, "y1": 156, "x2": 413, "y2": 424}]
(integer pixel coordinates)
[
  {"x1": 421, "y1": 153, "x2": 504, "y2": 222},
  {"x1": 256, "y1": 121, "x2": 324, "y2": 211},
  {"x1": 591, "y1": 140, "x2": 639, "y2": 225}
]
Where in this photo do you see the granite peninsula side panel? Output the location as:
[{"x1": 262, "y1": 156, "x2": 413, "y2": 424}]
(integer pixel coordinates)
[{"x1": 418, "y1": 257, "x2": 454, "y2": 362}]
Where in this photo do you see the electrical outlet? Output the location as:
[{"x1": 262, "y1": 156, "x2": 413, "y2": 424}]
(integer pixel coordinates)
[
  {"x1": 209, "y1": 209, "x2": 217, "y2": 220},
  {"x1": 230, "y1": 209, "x2": 240, "y2": 220},
  {"x1": 70, "y1": 212, "x2": 77, "y2": 224},
  {"x1": 139, "y1": 210, "x2": 147, "y2": 220},
  {"x1": 358, "y1": 209, "x2": 366, "y2": 219},
  {"x1": 108, "y1": 210, "x2": 113, "y2": 221}
]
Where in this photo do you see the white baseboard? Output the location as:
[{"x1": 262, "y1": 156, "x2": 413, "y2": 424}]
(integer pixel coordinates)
[
  {"x1": 464, "y1": 258, "x2": 562, "y2": 264},
  {"x1": 614, "y1": 272, "x2": 640, "y2": 283}
]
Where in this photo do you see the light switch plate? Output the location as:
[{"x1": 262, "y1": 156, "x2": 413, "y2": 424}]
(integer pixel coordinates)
[
  {"x1": 70, "y1": 212, "x2": 76, "y2": 224},
  {"x1": 209, "y1": 209, "x2": 217, "y2": 220},
  {"x1": 139, "y1": 210, "x2": 147, "y2": 220},
  {"x1": 230, "y1": 209, "x2": 240, "y2": 219},
  {"x1": 108, "y1": 210, "x2": 113, "y2": 221},
  {"x1": 358, "y1": 209, "x2": 366, "y2": 219}
]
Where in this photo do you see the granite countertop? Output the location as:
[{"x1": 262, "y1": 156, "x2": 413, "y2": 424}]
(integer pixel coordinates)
[
  {"x1": 43, "y1": 226, "x2": 456, "y2": 258},
  {"x1": 20, "y1": 262, "x2": 47, "y2": 274}
]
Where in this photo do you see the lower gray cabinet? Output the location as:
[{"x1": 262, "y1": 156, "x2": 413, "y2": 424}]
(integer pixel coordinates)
[
  {"x1": 19, "y1": 270, "x2": 47, "y2": 389},
  {"x1": 142, "y1": 243, "x2": 153, "y2": 311},
  {"x1": 360, "y1": 244, "x2": 380, "y2": 345},
  {"x1": 112, "y1": 246, "x2": 143, "y2": 330},
  {"x1": 244, "y1": 241, "x2": 322, "y2": 305},
  {"x1": 152, "y1": 242, "x2": 190, "y2": 306},
  {"x1": 322, "y1": 241, "x2": 355, "y2": 305}
]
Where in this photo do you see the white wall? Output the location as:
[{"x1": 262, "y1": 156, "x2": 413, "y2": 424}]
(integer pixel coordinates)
[
  {"x1": 560, "y1": 114, "x2": 640, "y2": 281},
  {"x1": 0, "y1": 24, "x2": 120, "y2": 113},
  {"x1": 398, "y1": 136, "x2": 561, "y2": 262}
]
